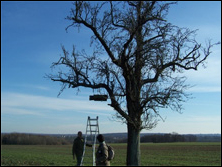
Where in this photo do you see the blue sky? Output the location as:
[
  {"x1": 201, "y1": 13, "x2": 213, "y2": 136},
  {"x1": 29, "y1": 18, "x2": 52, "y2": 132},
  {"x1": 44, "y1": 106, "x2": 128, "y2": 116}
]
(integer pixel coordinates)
[{"x1": 1, "y1": 1, "x2": 221, "y2": 134}]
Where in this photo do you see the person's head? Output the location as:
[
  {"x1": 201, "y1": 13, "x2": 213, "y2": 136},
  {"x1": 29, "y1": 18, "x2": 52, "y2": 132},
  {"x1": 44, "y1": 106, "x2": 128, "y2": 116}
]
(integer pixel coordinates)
[
  {"x1": 77, "y1": 131, "x2": 82, "y2": 138},
  {"x1": 97, "y1": 134, "x2": 104, "y2": 143}
]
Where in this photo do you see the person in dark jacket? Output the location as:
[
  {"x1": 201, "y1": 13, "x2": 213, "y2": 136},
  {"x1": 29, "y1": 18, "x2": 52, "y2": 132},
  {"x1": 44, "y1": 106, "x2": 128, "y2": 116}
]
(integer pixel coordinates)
[
  {"x1": 96, "y1": 134, "x2": 110, "y2": 166},
  {"x1": 72, "y1": 131, "x2": 91, "y2": 166}
]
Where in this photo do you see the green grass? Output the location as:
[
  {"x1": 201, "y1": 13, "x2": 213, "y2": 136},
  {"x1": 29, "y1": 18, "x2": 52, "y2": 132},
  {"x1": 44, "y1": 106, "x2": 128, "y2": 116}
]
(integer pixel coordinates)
[
  {"x1": 1, "y1": 142, "x2": 221, "y2": 166},
  {"x1": 139, "y1": 142, "x2": 221, "y2": 166},
  {"x1": 1, "y1": 145, "x2": 74, "y2": 166}
]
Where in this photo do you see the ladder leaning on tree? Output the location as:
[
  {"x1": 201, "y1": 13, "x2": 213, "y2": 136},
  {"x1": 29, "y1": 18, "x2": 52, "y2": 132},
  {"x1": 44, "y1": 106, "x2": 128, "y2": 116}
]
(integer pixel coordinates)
[{"x1": 80, "y1": 116, "x2": 99, "y2": 166}]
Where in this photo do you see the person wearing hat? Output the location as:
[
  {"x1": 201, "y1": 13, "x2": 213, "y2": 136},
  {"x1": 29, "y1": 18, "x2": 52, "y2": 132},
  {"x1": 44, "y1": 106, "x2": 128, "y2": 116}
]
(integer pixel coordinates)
[
  {"x1": 72, "y1": 131, "x2": 92, "y2": 166},
  {"x1": 96, "y1": 134, "x2": 110, "y2": 166}
]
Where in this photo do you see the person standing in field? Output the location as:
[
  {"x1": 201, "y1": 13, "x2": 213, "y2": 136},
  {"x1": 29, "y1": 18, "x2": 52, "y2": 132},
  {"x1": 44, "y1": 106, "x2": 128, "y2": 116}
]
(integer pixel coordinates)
[
  {"x1": 72, "y1": 131, "x2": 92, "y2": 166},
  {"x1": 96, "y1": 134, "x2": 110, "y2": 166}
]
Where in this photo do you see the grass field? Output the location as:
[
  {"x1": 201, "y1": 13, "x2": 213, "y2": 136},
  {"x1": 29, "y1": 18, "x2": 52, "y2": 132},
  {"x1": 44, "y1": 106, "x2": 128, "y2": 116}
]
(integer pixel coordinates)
[{"x1": 1, "y1": 142, "x2": 221, "y2": 166}]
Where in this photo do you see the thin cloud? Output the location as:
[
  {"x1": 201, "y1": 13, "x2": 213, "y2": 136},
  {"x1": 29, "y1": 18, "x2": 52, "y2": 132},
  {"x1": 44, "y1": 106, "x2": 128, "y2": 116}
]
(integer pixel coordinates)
[
  {"x1": 1, "y1": 106, "x2": 45, "y2": 116},
  {"x1": 1, "y1": 92, "x2": 113, "y2": 116},
  {"x1": 15, "y1": 84, "x2": 51, "y2": 91},
  {"x1": 187, "y1": 86, "x2": 221, "y2": 93}
]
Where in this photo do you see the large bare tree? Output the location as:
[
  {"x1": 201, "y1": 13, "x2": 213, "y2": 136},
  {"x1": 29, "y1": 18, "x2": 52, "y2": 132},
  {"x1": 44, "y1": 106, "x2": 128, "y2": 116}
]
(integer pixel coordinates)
[{"x1": 47, "y1": 1, "x2": 218, "y2": 165}]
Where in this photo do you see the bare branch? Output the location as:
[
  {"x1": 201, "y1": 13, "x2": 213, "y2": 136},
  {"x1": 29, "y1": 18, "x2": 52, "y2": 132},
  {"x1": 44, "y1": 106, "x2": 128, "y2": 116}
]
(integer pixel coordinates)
[{"x1": 66, "y1": 2, "x2": 121, "y2": 67}]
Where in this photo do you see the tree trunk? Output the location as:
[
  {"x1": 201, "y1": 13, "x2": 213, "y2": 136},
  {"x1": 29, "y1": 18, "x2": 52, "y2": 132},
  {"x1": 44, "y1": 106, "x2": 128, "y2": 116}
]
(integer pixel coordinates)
[{"x1": 126, "y1": 123, "x2": 141, "y2": 166}]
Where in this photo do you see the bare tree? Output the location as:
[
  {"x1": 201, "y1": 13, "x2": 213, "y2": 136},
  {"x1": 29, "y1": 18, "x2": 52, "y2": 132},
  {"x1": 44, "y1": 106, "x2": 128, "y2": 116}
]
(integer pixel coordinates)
[{"x1": 47, "y1": 1, "x2": 219, "y2": 166}]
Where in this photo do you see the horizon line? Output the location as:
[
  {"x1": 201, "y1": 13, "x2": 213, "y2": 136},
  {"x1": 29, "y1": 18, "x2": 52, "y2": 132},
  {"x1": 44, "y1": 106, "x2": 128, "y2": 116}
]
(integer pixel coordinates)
[{"x1": 1, "y1": 131, "x2": 221, "y2": 135}]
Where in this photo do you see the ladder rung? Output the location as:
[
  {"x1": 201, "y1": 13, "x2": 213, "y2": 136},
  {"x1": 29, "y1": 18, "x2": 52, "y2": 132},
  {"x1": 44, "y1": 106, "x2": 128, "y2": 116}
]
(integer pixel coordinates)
[
  {"x1": 89, "y1": 118, "x2": 98, "y2": 121},
  {"x1": 86, "y1": 130, "x2": 98, "y2": 132},
  {"x1": 90, "y1": 124, "x2": 97, "y2": 126}
]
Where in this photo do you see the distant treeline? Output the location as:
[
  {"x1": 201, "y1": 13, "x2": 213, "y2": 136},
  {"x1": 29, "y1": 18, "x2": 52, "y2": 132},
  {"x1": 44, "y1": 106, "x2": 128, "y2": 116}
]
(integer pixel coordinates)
[
  {"x1": 111, "y1": 134, "x2": 221, "y2": 143},
  {"x1": 113, "y1": 133, "x2": 197, "y2": 143},
  {"x1": 141, "y1": 133, "x2": 196, "y2": 143},
  {"x1": 1, "y1": 133, "x2": 221, "y2": 145},
  {"x1": 1, "y1": 133, "x2": 72, "y2": 145}
]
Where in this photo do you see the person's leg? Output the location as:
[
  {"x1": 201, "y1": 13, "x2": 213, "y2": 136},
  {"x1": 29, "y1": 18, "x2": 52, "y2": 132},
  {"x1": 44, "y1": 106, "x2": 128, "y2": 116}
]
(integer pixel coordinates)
[{"x1": 76, "y1": 155, "x2": 82, "y2": 166}]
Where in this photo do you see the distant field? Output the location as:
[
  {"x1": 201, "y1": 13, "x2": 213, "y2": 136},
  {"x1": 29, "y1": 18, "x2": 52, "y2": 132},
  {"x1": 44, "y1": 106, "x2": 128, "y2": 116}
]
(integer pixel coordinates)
[{"x1": 1, "y1": 142, "x2": 221, "y2": 166}]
